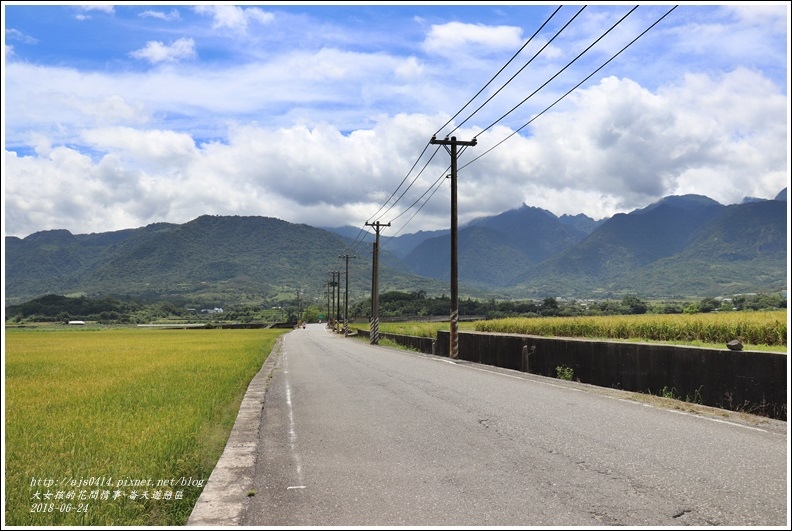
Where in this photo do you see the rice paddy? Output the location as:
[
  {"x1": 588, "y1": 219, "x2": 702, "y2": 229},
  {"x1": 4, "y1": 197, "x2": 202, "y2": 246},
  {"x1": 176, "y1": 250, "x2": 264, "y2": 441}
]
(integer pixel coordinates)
[
  {"x1": 376, "y1": 310, "x2": 787, "y2": 350},
  {"x1": 4, "y1": 327, "x2": 287, "y2": 526}
]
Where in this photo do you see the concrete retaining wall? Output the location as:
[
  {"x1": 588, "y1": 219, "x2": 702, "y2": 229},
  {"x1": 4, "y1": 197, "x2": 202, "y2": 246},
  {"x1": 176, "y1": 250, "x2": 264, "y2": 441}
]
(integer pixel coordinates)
[
  {"x1": 355, "y1": 328, "x2": 435, "y2": 353},
  {"x1": 355, "y1": 327, "x2": 787, "y2": 420}
]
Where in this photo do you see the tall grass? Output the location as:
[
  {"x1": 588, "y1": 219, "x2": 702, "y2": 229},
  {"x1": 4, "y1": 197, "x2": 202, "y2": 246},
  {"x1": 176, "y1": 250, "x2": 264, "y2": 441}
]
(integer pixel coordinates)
[
  {"x1": 4, "y1": 327, "x2": 286, "y2": 526},
  {"x1": 474, "y1": 311, "x2": 787, "y2": 347},
  {"x1": 375, "y1": 311, "x2": 787, "y2": 348}
]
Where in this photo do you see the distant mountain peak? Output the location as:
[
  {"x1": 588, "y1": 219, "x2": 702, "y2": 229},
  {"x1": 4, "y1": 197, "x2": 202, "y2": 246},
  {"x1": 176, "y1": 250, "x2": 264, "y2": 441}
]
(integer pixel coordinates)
[
  {"x1": 518, "y1": 203, "x2": 557, "y2": 217},
  {"x1": 741, "y1": 196, "x2": 766, "y2": 204},
  {"x1": 23, "y1": 228, "x2": 76, "y2": 243},
  {"x1": 636, "y1": 194, "x2": 722, "y2": 214}
]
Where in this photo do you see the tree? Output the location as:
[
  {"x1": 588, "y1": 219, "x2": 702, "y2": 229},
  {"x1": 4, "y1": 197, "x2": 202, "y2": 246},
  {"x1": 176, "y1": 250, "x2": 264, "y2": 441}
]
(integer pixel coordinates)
[
  {"x1": 302, "y1": 305, "x2": 322, "y2": 323},
  {"x1": 621, "y1": 295, "x2": 648, "y2": 315},
  {"x1": 698, "y1": 297, "x2": 719, "y2": 313},
  {"x1": 540, "y1": 297, "x2": 559, "y2": 317}
]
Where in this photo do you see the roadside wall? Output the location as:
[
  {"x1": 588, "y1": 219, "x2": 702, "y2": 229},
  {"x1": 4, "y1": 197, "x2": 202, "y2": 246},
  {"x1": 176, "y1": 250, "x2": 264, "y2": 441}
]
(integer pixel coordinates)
[{"x1": 355, "y1": 327, "x2": 787, "y2": 420}]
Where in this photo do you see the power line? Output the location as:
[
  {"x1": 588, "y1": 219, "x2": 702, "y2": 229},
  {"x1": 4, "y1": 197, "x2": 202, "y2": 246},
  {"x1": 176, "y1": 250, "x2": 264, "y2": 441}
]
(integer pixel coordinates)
[
  {"x1": 356, "y1": 4, "x2": 676, "y2": 248},
  {"x1": 373, "y1": 7, "x2": 583, "y2": 238},
  {"x1": 380, "y1": 170, "x2": 448, "y2": 247},
  {"x1": 338, "y1": 145, "x2": 443, "y2": 256},
  {"x1": 380, "y1": 143, "x2": 486, "y2": 247},
  {"x1": 462, "y1": 4, "x2": 678, "y2": 171},
  {"x1": 362, "y1": 6, "x2": 569, "y2": 238},
  {"x1": 334, "y1": 6, "x2": 672, "y2": 311},
  {"x1": 434, "y1": 4, "x2": 565, "y2": 138},
  {"x1": 365, "y1": 141, "x2": 434, "y2": 224},
  {"x1": 373, "y1": 144, "x2": 444, "y2": 223},
  {"x1": 381, "y1": 142, "x2": 476, "y2": 245},
  {"x1": 474, "y1": 5, "x2": 640, "y2": 139},
  {"x1": 386, "y1": 165, "x2": 449, "y2": 224},
  {"x1": 446, "y1": 5, "x2": 585, "y2": 138}
]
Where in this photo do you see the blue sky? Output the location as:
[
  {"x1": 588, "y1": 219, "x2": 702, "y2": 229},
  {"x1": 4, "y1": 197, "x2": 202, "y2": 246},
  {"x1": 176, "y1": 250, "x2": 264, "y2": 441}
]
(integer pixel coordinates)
[{"x1": 2, "y1": 2, "x2": 789, "y2": 239}]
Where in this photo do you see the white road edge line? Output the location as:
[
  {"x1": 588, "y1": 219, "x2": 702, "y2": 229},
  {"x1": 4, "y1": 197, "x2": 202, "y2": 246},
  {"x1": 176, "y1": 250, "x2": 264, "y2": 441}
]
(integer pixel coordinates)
[{"x1": 283, "y1": 353, "x2": 304, "y2": 484}]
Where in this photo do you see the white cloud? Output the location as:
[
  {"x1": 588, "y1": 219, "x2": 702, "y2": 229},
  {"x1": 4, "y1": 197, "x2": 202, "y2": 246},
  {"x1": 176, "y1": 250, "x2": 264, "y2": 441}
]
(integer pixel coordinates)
[
  {"x1": 246, "y1": 8, "x2": 275, "y2": 25},
  {"x1": 395, "y1": 56, "x2": 423, "y2": 78},
  {"x1": 194, "y1": 5, "x2": 274, "y2": 33},
  {"x1": 725, "y1": 4, "x2": 788, "y2": 30},
  {"x1": 460, "y1": 69, "x2": 788, "y2": 220},
  {"x1": 73, "y1": 5, "x2": 114, "y2": 20},
  {"x1": 77, "y1": 5, "x2": 114, "y2": 14},
  {"x1": 129, "y1": 38, "x2": 196, "y2": 64},
  {"x1": 139, "y1": 9, "x2": 180, "y2": 21},
  {"x1": 5, "y1": 28, "x2": 37, "y2": 45},
  {"x1": 4, "y1": 59, "x2": 788, "y2": 239},
  {"x1": 3, "y1": 4, "x2": 788, "y2": 239},
  {"x1": 80, "y1": 127, "x2": 197, "y2": 169},
  {"x1": 69, "y1": 94, "x2": 148, "y2": 125},
  {"x1": 423, "y1": 22, "x2": 524, "y2": 57}
]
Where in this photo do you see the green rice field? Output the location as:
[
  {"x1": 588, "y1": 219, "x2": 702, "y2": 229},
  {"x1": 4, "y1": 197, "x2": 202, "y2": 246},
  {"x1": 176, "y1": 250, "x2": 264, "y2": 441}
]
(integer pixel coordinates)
[{"x1": 4, "y1": 327, "x2": 287, "y2": 526}]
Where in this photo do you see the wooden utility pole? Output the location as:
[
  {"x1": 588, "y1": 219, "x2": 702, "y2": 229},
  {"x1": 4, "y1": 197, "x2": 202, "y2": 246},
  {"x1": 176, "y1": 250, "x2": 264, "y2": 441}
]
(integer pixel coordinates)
[
  {"x1": 429, "y1": 135, "x2": 476, "y2": 360},
  {"x1": 338, "y1": 255, "x2": 355, "y2": 336},
  {"x1": 365, "y1": 221, "x2": 390, "y2": 345},
  {"x1": 325, "y1": 280, "x2": 331, "y2": 325},
  {"x1": 327, "y1": 272, "x2": 334, "y2": 330},
  {"x1": 330, "y1": 271, "x2": 339, "y2": 331}
]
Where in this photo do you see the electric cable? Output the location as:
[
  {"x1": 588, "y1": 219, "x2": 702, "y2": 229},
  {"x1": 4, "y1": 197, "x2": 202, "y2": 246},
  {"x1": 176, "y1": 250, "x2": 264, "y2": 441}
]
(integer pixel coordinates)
[
  {"x1": 381, "y1": 168, "x2": 450, "y2": 246},
  {"x1": 373, "y1": 144, "x2": 444, "y2": 222},
  {"x1": 386, "y1": 7, "x2": 584, "y2": 236},
  {"x1": 461, "y1": 5, "x2": 678, "y2": 170},
  {"x1": 338, "y1": 144, "x2": 445, "y2": 255},
  {"x1": 434, "y1": 4, "x2": 564, "y2": 138},
  {"x1": 365, "y1": 141, "x2": 433, "y2": 224},
  {"x1": 353, "y1": 5, "x2": 675, "y2": 254},
  {"x1": 445, "y1": 5, "x2": 586, "y2": 138},
  {"x1": 473, "y1": 5, "x2": 639, "y2": 140},
  {"x1": 365, "y1": 5, "x2": 568, "y2": 231}
]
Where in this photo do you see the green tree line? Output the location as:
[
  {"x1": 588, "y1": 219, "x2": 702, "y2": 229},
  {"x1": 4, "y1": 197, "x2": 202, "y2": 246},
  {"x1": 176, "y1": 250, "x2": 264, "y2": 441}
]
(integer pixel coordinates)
[
  {"x1": 5, "y1": 291, "x2": 786, "y2": 325},
  {"x1": 348, "y1": 291, "x2": 786, "y2": 320}
]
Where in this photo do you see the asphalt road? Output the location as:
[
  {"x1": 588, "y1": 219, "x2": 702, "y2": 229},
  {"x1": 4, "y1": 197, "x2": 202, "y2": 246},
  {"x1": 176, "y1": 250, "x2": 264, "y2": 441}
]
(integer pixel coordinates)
[{"x1": 237, "y1": 323, "x2": 787, "y2": 527}]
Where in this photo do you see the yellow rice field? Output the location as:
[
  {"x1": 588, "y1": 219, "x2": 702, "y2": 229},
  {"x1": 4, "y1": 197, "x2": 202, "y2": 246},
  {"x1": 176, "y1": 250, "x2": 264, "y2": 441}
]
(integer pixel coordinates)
[
  {"x1": 377, "y1": 310, "x2": 787, "y2": 350},
  {"x1": 4, "y1": 327, "x2": 286, "y2": 526}
]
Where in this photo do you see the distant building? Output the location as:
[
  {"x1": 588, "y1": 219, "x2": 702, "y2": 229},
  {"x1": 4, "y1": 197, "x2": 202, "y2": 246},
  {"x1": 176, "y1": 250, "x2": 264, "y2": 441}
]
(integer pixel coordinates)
[{"x1": 68, "y1": 320, "x2": 86, "y2": 325}]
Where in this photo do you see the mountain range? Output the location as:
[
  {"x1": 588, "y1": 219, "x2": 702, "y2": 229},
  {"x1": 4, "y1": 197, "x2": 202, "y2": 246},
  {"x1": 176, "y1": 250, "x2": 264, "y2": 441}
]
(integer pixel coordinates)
[{"x1": 4, "y1": 189, "x2": 787, "y2": 307}]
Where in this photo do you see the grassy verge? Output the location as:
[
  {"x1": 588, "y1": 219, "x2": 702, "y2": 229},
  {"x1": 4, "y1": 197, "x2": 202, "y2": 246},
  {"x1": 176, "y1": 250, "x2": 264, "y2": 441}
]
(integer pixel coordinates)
[{"x1": 4, "y1": 327, "x2": 287, "y2": 526}]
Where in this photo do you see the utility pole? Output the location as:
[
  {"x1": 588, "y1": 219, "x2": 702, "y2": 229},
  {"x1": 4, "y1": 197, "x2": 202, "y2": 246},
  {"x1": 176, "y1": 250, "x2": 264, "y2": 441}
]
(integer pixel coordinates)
[
  {"x1": 329, "y1": 271, "x2": 339, "y2": 331},
  {"x1": 327, "y1": 273, "x2": 334, "y2": 329},
  {"x1": 339, "y1": 255, "x2": 355, "y2": 336},
  {"x1": 325, "y1": 280, "x2": 331, "y2": 325},
  {"x1": 334, "y1": 271, "x2": 340, "y2": 330},
  {"x1": 365, "y1": 221, "x2": 390, "y2": 345},
  {"x1": 430, "y1": 135, "x2": 476, "y2": 360}
]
